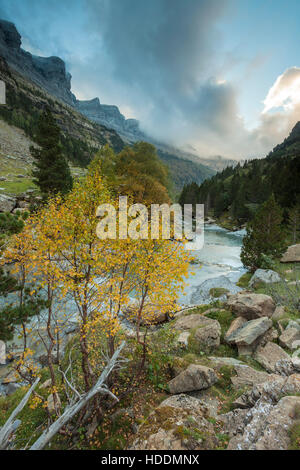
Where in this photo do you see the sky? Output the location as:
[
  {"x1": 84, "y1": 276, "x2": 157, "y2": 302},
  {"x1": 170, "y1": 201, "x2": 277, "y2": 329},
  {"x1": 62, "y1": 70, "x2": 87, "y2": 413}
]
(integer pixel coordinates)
[{"x1": 0, "y1": 0, "x2": 299, "y2": 159}]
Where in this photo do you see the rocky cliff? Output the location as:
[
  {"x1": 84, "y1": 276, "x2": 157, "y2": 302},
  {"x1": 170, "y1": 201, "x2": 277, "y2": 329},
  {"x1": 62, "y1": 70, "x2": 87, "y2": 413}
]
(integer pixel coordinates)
[{"x1": 0, "y1": 19, "x2": 145, "y2": 142}]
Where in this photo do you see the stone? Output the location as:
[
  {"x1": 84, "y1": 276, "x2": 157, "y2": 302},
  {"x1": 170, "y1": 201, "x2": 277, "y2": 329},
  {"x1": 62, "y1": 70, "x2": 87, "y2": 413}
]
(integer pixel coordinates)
[
  {"x1": 47, "y1": 393, "x2": 61, "y2": 414},
  {"x1": 168, "y1": 364, "x2": 218, "y2": 394},
  {"x1": 193, "y1": 318, "x2": 221, "y2": 351},
  {"x1": 227, "y1": 292, "x2": 275, "y2": 320},
  {"x1": 174, "y1": 313, "x2": 221, "y2": 350},
  {"x1": 123, "y1": 302, "x2": 169, "y2": 325},
  {"x1": 231, "y1": 365, "x2": 270, "y2": 390},
  {"x1": 131, "y1": 394, "x2": 218, "y2": 450},
  {"x1": 254, "y1": 342, "x2": 290, "y2": 372},
  {"x1": 281, "y1": 244, "x2": 300, "y2": 263},
  {"x1": 224, "y1": 317, "x2": 247, "y2": 343},
  {"x1": 279, "y1": 328, "x2": 300, "y2": 350},
  {"x1": 249, "y1": 269, "x2": 281, "y2": 288},
  {"x1": 226, "y1": 317, "x2": 272, "y2": 355},
  {"x1": 271, "y1": 305, "x2": 286, "y2": 321},
  {"x1": 190, "y1": 275, "x2": 242, "y2": 305},
  {"x1": 0, "y1": 194, "x2": 16, "y2": 212},
  {"x1": 292, "y1": 348, "x2": 300, "y2": 358},
  {"x1": 227, "y1": 395, "x2": 300, "y2": 450},
  {"x1": 0, "y1": 340, "x2": 6, "y2": 365},
  {"x1": 176, "y1": 331, "x2": 190, "y2": 348}
]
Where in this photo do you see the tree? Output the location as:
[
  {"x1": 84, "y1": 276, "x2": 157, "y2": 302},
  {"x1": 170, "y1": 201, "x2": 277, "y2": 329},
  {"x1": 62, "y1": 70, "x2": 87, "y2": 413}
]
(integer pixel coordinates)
[
  {"x1": 31, "y1": 109, "x2": 73, "y2": 197},
  {"x1": 241, "y1": 194, "x2": 286, "y2": 271},
  {"x1": 287, "y1": 203, "x2": 300, "y2": 243}
]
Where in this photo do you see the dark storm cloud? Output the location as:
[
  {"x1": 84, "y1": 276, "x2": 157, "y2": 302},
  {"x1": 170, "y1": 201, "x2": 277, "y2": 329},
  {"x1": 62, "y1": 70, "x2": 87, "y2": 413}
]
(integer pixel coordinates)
[{"x1": 81, "y1": 0, "x2": 235, "y2": 148}]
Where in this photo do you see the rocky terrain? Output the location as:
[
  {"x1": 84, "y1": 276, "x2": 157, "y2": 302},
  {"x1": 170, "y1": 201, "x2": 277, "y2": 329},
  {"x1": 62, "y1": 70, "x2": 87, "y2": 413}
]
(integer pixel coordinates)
[{"x1": 1, "y1": 258, "x2": 300, "y2": 450}]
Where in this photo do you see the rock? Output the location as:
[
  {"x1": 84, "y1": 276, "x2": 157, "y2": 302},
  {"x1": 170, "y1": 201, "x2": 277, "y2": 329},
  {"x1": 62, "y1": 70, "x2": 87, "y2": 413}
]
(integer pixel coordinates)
[
  {"x1": 123, "y1": 302, "x2": 169, "y2": 325},
  {"x1": 47, "y1": 393, "x2": 61, "y2": 414},
  {"x1": 0, "y1": 194, "x2": 16, "y2": 212},
  {"x1": 2, "y1": 370, "x2": 18, "y2": 384},
  {"x1": 281, "y1": 244, "x2": 300, "y2": 263},
  {"x1": 286, "y1": 319, "x2": 300, "y2": 331},
  {"x1": 168, "y1": 364, "x2": 218, "y2": 394},
  {"x1": 176, "y1": 331, "x2": 190, "y2": 348},
  {"x1": 254, "y1": 342, "x2": 290, "y2": 372},
  {"x1": 249, "y1": 269, "x2": 281, "y2": 288},
  {"x1": 174, "y1": 313, "x2": 221, "y2": 350},
  {"x1": 38, "y1": 353, "x2": 59, "y2": 366},
  {"x1": 292, "y1": 348, "x2": 300, "y2": 358},
  {"x1": 190, "y1": 275, "x2": 242, "y2": 305},
  {"x1": 0, "y1": 340, "x2": 6, "y2": 365},
  {"x1": 224, "y1": 317, "x2": 247, "y2": 343},
  {"x1": 131, "y1": 394, "x2": 218, "y2": 450},
  {"x1": 274, "y1": 358, "x2": 300, "y2": 376},
  {"x1": 227, "y1": 395, "x2": 300, "y2": 450},
  {"x1": 208, "y1": 356, "x2": 244, "y2": 367},
  {"x1": 271, "y1": 305, "x2": 286, "y2": 321},
  {"x1": 5, "y1": 382, "x2": 21, "y2": 396},
  {"x1": 193, "y1": 318, "x2": 221, "y2": 351},
  {"x1": 231, "y1": 365, "x2": 270, "y2": 390},
  {"x1": 279, "y1": 328, "x2": 300, "y2": 350},
  {"x1": 174, "y1": 313, "x2": 207, "y2": 330},
  {"x1": 226, "y1": 317, "x2": 272, "y2": 355},
  {"x1": 227, "y1": 292, "x2": 276, "y2": 320}
]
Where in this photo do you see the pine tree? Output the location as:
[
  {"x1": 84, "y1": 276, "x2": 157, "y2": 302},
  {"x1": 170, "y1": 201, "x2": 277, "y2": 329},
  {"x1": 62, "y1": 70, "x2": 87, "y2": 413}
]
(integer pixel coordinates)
[
  {"x1": 241, "y1": 194, "x2": 286, "y2": 271},
  {"x1": 31, "y1": 109, "x2": 73, "y2": 197},
  {"x1": 287, "y1": 203, "x2": 300, "y2": 243}
]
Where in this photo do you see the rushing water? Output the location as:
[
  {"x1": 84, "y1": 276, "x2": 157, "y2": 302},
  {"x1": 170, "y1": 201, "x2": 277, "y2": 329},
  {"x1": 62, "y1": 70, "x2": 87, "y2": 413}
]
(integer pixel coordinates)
[{"x1": 179, "y1": 224, "x2": 246, "y2": 306}]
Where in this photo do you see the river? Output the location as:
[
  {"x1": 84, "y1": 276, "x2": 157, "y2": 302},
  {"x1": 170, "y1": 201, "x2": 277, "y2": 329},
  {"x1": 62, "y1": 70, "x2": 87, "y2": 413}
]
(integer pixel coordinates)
[{"x1": 179, "y1": 224, "x2": 246, "y2": 306}]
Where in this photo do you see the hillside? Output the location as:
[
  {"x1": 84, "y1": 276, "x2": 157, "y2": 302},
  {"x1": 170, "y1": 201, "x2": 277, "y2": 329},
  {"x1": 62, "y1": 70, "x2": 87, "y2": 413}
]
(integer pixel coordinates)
[{"x1": 179, "y1": 121, "x2": 300, "y2": 225}]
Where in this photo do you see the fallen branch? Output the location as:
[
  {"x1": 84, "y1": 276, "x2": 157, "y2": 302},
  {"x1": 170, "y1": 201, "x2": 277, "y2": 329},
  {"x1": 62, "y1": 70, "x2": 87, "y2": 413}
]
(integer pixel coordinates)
[
  {"x1": 30, "y1": 340, "x2": 126, "y2": 450},
  {"x1": 0, "y1": 377, "x2": 40, "y2": 450}
]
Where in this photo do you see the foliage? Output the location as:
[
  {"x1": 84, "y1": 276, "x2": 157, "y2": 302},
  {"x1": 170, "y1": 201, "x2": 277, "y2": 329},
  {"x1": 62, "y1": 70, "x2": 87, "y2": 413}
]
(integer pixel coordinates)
[
  {"x1": 241, "y1": 195, "x2": 286, "y2": 271},
  {"x1": 30, "y1": 109, "x2": 73, "y2": 197}
]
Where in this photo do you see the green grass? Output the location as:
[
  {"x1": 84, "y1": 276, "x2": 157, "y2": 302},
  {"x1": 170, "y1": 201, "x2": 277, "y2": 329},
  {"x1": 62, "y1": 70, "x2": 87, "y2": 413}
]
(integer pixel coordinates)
[
  {"x1": 237, "y1": 272, "x2": 252, "y2": 288},
  {"x1": 209, "y1": 287, "x2": 229, "y2": 298}
]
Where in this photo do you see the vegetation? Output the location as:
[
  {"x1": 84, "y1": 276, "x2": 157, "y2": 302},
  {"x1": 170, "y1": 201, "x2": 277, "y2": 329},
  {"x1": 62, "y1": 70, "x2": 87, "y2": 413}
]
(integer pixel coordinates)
[
  {"x1": 241, "y1": 195, "x2": 286, "y2": 271},
  {"x1": 31, "y1": 109, "x2": 73, "y2": 197}
]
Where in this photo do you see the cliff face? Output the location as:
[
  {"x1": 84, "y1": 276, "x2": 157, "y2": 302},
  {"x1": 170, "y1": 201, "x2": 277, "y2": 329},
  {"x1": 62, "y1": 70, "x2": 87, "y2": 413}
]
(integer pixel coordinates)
[
  {"x1": 0, "y1": 19, "x2": 144, "y2": 141},
  {"x1": 0, "y1": 19, "x2": 76, "y2": 105},
  {"x1": 75, "y1": 97, "x2": 143, "y2": 141}
]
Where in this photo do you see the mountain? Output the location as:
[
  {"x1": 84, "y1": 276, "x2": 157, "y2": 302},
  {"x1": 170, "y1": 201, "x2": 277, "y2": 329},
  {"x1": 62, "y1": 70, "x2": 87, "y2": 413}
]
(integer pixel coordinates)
[
  {"x1": 0, "y1": 18, "x2": 217, "y2": 191},
  {"x1": 179, "y1": 121, "x2": 300, "y2": 225}
]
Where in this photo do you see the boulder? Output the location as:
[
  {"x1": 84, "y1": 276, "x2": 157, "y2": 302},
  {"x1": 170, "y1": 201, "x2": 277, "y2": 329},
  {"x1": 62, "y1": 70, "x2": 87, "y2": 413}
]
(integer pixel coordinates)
[
  {"x1": 0, "y1": 340, "x2": 5, "y2": 365},
  {"x1": 254, "y1": 342, "x2": 290, "y2": 372},
  {"x1": 225, "y1": 317, "x2": 272, "y2": 355},
  {"x1": 227, "y1": 395, "x2": 300, "y2": 450},
  {"x1": 271, "y1": 305, "x2": 286, "y2": 321},
  {"x1": 174, "y1": 313, "x2": 221, "y2": 351},
  {"x1": 227, "y1": 292, "x2": 276, "y2": 320},
  {"x1": 193, "y1": 318, "x2": 221, "y2": 351},
  {"x1": 131, "y1": 394, "x2": 218, "y2": 450},
  {"x1": 249, "y1": 269, "x2": 281, "y2": 288},
  {"x1": 0, "y1": 194, "x2": 16, "y2": 212},
  {"x1": 231, "y1": 364, "x2": 270, "y2": 390},
  {"x1": 168, "y1": 364, "x2": 218, "y2": 394},
  {"x1": 279, "y1": 328, "x2": 300, "y2": 350},
  {"x1": 281, "y1": 244, "x2": 300, "y2": 263},
  {"x1": 123, "y1": 302, "x2": 169, "y2": 325},
  {"x1": 224, "y1": 317, "x2": 247, "y2": 343},
  {"x1": 190, "y1": 275, "x2": 242, "y2": 304}
]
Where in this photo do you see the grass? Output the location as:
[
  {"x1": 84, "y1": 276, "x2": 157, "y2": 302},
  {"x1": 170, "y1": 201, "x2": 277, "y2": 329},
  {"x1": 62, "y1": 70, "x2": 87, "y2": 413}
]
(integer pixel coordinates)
[
  {"x1": 209, "y1": 287, "x2": 229, "y2": 298},
  {"x1": 237, "y1": 272, "x2": 252, "y2": 288},
  {"x1": 289, "y1": 404, "x2": 300, "y2": 450}
]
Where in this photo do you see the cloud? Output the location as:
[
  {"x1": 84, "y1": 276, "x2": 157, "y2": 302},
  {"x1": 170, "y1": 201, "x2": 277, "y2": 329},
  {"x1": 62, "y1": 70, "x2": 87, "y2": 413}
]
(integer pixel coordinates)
[
  {"x1": 0, "y1": 0, "x2": 299, "y2": 159},
  {"x1": 263, "y1": 66, "x2": 300, "y2": 113}
]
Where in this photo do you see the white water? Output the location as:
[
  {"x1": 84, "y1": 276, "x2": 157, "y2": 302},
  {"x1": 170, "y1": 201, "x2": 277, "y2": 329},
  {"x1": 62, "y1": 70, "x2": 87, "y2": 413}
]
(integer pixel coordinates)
[{"x1": 179, "y1": 224, "x2": 246, "y2": 306}]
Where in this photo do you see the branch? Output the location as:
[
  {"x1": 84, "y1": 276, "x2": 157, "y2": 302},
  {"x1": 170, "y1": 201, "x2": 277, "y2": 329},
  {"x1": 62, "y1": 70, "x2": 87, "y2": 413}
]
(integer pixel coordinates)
[
  {"x1": 30, "y1": 340, "x2": 126, "y2": 450},
  {"x1": 0, "y1": 377, "x2": 40, "y2": 450}
]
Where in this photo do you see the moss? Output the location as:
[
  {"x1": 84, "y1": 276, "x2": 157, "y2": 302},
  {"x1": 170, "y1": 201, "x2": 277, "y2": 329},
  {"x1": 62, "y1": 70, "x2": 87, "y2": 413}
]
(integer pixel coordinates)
[
  {"x1": 209, "y1": 288, "x2": 229, "y2": 298},
  {"x1": 237, "y1": 272, "x2": 252, "y2": 288},
  {"x1": 289, "y1": 406, "x2": 300, "y2": 450}
]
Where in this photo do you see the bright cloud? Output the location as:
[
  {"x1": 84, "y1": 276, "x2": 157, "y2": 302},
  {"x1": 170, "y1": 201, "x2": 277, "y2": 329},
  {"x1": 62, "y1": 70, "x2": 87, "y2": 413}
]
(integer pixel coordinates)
[{"x1": 263, "y1": 67, "x2": 300, "y2": 113}]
